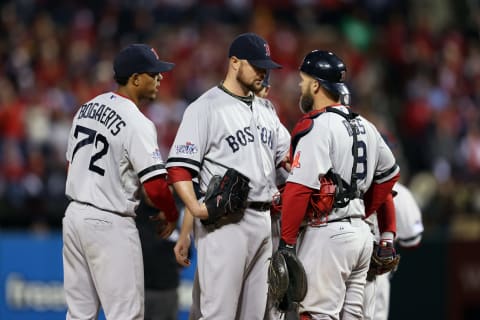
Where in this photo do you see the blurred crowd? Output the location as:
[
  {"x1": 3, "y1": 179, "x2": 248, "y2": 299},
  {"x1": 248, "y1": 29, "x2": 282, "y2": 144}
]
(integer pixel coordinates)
[{"x1": 1, "y1": 0, "x2": 479, "y2": 239}]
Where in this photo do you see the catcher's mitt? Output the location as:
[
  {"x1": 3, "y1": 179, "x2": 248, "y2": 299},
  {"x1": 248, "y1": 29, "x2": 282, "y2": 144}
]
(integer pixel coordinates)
[
  {"x1": 268, "y1": 241, "x2": 308, "y2": 313},
  {"x1": 367, "y1": 240, "x2": 401, "y2": 281},
  {"x1": 201, "y1": 168, "x2": 250, "y2": 231}
]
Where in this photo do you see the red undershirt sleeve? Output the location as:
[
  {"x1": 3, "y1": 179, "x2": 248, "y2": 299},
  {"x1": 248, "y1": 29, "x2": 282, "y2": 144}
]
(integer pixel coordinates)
[
  {"x1": 143, "y1": 176, "x2": 179, "y2": 222},
  {"x1": 167, "y1": 166, "x2": 193, "y2": 184},
  {"x1": 364, "y1": 173, "x2": 400, "y2": 218},
  {"x1": 281, "y1": 182, "x2": 314, "y2": 245},
  {"x1": 376, "y1": 192, "x2": 396, "y2": 235}
]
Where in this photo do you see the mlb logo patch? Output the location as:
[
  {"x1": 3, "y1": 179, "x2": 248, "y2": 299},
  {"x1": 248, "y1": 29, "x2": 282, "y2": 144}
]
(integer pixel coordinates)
[
  {"x1": 176, "y1": 141, "x2": 198, "y2": 155},
  {"x1": 151, "y1": 148, "x2": 162, "y2": 160}
]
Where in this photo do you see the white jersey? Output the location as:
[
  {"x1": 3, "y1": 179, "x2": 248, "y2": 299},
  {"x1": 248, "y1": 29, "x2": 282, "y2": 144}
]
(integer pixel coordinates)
[
  {"x1": 167, "y1": 86, "x2": 290, "y2": 201},
  {"x1": 288, "y1": 105, "x2": 399, "y2": 220},
  {"x1": 393, "y1": 182, "x2": 424, "y2": 246},
  {"x1": 65, "y1": 92, "x2": 167, "y2": 216},
  {"x1": 365, "y1": 182, "x2": 424, "y2": 246}
]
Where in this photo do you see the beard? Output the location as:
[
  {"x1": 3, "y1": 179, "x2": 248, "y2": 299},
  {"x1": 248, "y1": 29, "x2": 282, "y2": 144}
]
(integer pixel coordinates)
[
  {"x1": 299, "y1": 91, "x2": 314, "y2": 113},
  {"x1": 237, "y1": 67, "x2": 263, "y2": 94}
]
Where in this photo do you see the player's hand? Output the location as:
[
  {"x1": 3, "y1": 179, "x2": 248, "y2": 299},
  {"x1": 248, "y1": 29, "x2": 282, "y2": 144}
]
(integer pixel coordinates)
[
  {"x1": 174, "y1": 234, "x2": 191, "y2": 267},
  {"x1": 150, "y1": 211, "x2": 177, "y2": 239},
  {"x1": 281, "y1": 154, "x2": 291, "y2": 172}
]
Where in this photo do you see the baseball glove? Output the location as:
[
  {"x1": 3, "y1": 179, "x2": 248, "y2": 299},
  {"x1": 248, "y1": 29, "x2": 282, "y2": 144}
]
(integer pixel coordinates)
[
  {"x1": 367, "y1": 240, "x2": 401, "y2": 281},
  {"x1": 268, "y1": 241, "x2": 308, "y2": 313},
  {"x1": 201, "y1": 168, "x2": 250, "y2": 231}
]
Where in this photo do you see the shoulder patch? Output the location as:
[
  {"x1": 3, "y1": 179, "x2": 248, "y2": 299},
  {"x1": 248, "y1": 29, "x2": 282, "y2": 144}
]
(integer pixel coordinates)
[{"x1": 291, "y1": 151, "x2": 301, "y2": 169}]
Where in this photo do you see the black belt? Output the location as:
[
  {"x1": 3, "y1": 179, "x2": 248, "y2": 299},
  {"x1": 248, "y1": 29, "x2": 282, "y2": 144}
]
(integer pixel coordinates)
[
  {"x1": 328, "y1": 217, "x2": 351, "y2": 223},
  {"x1": 328, "y1": 216, "x2": 362, "y2": 223},
  {"x1": 248, "y1": 201, "x2": 271, "y2": 211}
]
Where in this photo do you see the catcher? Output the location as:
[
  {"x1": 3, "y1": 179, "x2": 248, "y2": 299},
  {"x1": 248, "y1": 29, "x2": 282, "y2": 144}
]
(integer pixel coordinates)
[{"x1": 277, "y1": 50, "x2": 400, "y2": 320}]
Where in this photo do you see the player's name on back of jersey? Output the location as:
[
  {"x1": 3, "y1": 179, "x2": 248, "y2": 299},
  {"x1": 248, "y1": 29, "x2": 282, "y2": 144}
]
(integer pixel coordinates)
[{"x1": 77, "y1": 101, "x2": 126, "y2": 136}]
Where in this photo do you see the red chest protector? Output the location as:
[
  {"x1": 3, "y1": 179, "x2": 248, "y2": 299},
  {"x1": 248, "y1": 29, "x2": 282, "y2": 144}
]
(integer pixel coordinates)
[{"x1": 289, "y1": 109, "x2": 324, "y2": 161}]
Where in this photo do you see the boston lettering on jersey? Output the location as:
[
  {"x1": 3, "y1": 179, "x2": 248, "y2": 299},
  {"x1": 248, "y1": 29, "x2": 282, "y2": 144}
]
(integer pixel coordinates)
[
  {"x1": 225, "y1": 125, "x2": 273, "y2": 152},
  {"x1": 77, "y1": 102, "x2": 126, "y2": 136},
  {"x1": 216, "y1": 84, "x2": 275, "y2": 152}
]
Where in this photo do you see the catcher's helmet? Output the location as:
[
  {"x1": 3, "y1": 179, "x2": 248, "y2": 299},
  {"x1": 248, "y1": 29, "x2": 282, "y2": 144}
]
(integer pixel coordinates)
[{"x1": 300, "y1": 50, "x2": 350, "y2": 105}]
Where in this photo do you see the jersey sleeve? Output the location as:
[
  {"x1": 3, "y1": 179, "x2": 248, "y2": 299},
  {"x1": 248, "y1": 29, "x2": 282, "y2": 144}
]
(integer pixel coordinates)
[
  {"x1": 126, "y1": 117, "x2": 167, "y2": 183},
  {"x1": 287, "y1": 121, "x2": 331, "y2": 189},
  {"x1": 65, "y1": 111, "x2": 80, "y2": 163},
  {"x1": 65, "y1": 121, "x2": 75, "y2": 163},
  {"x1": 373, "y1": 128, "x2": 400, "y2": 183},
  {"x1": 393, "y1": 183, "x2": 424, "y2": 246},
  {"x1": 166, "y1": 101, "x2": 208, "y2": 174},
  {"x1": 276, "y1": 121, "x2": 291, "y2": 167}
]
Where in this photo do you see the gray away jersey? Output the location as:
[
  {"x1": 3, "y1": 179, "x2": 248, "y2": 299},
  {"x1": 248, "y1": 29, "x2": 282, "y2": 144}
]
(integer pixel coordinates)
[
  {"x1": 288, "y1": 105, "x2": 399, "y2": 219},
  {"x1": 65, "y1": 92, "x2": 167, "y2": 216},
  {"x1": 167, "y1": 86, "x2": 290, "y2": 201}
]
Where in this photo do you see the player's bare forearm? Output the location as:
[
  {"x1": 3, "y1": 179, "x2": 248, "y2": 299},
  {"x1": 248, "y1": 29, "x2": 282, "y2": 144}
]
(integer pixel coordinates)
[
  {"x1": 174, "y1": 209, "x2": 193, "y2": 266},
  {"x1": 172, "y1": 180, "x2": 208, "y2": 219},
  {"x1": 180, "y1": 208, "x2": 194, "y2": 236}
]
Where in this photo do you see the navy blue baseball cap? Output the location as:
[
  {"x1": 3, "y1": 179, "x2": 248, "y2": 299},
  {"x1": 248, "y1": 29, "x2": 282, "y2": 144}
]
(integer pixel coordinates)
[
  {"x1": 114, "y1": 44, "x2": 175, "y2": 78},
  {"x1": 228, "y1": 33, "x2": 282, "y2": 70}
]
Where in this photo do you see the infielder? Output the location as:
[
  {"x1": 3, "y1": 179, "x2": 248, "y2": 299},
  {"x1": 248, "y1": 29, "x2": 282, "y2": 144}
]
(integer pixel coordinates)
[
  {"x1": 363, "y1": 181, "x2": 424, "y2": 320},
  {"x1": 62, "y1": 44, "x2": 179, "y2": 319},
  {"x1": 279, "y1": 50, "x2": 400, "y2": 320},
  {"x1": 169, "y1": 33, "x2": 290, "y2": 319}
]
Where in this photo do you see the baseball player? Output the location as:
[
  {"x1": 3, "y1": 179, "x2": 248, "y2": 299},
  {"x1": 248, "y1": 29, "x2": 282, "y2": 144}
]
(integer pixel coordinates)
[
  {"x1": 62, "y1": 44, "x2": 179, "y2": 319},
  {"x1": 253, "y1": 72, "x2": 294, "y2": 320},
  {"x1": 279, "y1": 50, "x2": 400, "y2": 320},
  {"x1": 363, "y1": 181, "x2": 424, "y2": 320},
  {"x1": 169, "y1": 33, "x2": 290, "y2": 319}
]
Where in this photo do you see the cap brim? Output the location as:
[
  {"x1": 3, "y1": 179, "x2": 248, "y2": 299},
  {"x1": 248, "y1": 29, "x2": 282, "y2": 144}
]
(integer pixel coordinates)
[
  {"x1": 248, "y1": 59, "x2": 282, "y2": 70},
  {"x1": 151, "y1": 61, "x2": 175, "y2": 73}
]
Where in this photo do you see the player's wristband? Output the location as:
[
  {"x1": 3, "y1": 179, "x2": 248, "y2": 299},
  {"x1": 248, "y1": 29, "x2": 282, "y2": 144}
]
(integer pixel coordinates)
[{"x1": 380, "y1": 231, "x2": 394, "y2": 242}]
